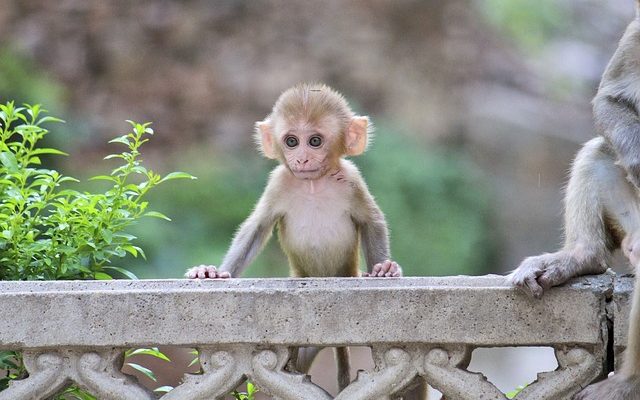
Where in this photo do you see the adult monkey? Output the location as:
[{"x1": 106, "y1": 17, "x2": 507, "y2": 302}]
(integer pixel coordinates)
[
  {"x1": 509, "y1": 3, "x2": 640, "y2": 398},
  {"x1": 186, "y1": 83, "x2": 402, "y2": 392}
]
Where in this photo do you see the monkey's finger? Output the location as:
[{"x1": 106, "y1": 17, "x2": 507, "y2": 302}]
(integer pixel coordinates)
[
  {"x1": 371, "y1": 263, "x2": 383, "y2": 274},
  {"x1": 377, "y1": 260, "x2": 392, "y2": 276},
  {"x1": 523, "y1": 275, "x2": 544, "y2": 299},
  {"x1": 197, "y1": 267, "x2": 209, "y2": 279},
  {"x1": 218, "y1": 271, "x2": 231, "y2": 278},
  {"x1": 205, "y1": 266, "x2": 218, "y2": 278}
]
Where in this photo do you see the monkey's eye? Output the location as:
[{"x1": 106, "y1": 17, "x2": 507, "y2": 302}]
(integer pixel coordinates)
[
  {"x1": 308, "y1": 136, "x2": 323, "y2": 148},
  {"x1": 285, "y1": 136, "x2": 299, "y2": 148}
]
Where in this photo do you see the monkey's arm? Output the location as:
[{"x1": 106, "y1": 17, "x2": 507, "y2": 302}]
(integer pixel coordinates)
[
  {"x1": 593, "y1": 91, "x2": 640, "y2": 187},
  {"x1": 186, "y1": 172, "x2": 282, "y2": 279},
  {"x1": 359, "y1": 205, "x2": 390, "y2": 271},
  {"x1": 351, "y1": 178, "x2": 401, "y2": 276},
  {"x1": 218, "y1": 197, "x2": 279, "y2": 278}
]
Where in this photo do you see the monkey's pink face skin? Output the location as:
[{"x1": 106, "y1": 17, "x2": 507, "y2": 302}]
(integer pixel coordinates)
[{"x1": 280, "y1": 128, "x2": 335, "y2": 180}]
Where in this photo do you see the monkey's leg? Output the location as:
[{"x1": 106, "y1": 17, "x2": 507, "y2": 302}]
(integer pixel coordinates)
[
  {"x1": 573, "y1": 273, "x2": 640, "y2": 399},
  {"x1": 572, "y1": 236, "x2": 640, "y2": 395},
  {"x1": 293, "y1": 347, "x2": 352, "y2": 392},
  {"x1": 335, "y1": 346, "x2": 351, "y2": 391},
  {"x1": 509, "y1": 138, "x2": 638, "y2": 298}
]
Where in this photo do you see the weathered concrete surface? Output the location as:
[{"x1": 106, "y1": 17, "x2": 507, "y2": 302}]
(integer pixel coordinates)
[
  {"x1": 613, "y1": 275, "x2": 635, "y2": 368},
  {"x1": 0, "y1": 274, "x2": 611, "y2": 350}
]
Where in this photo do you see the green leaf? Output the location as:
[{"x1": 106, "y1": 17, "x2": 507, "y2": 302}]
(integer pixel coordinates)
[
  {"x1": 103, "y1": 266, "x2": 139, "y2": 280},
  {"x1": 144, "y1": 211, "x2": 171, "y2": 221},
  {"x1": 506, "y1": 384, "x2": 527, "y2": 399},
  {"x1": 58, "y1": 176, "x2": 80, "y2": 183},
  {"x1": 154, "y1": 386, "x2": 173, "y2": 393},
  {"x1": 247, "y1": 381, "x2": 258, "y2": 396},
  {"x1": 188, "y1": 350, "x2": 200, "y2": 368},
  {"x1": 36, "y1": 116, "x2": 65, "y2": 125},
  {"x1": 159, "y1": 171, "x2": 197, "y2": 183},
  {"x1": 30, "y1": 148, "x2": 68, "y2": 156},
  {"x1": 103, "y1": 154, "x2": 126, "y2": 160},
  {"x1": 108, "y1": 135, "x2": 130, "y2": 145},
  {"x1": 101, "y1": 228, "x2": 113, "y2": 244},
  {"x1": 126, "y1": 362, "x2": 157, "y2": 382},
  {"x1": 94, "y1": 272, "x2": 113, "y2": 280},
  {"x1": 126, "y1": 348, "x2": 171, "y2": 362},
  {"x1": 89, "y1": 175, "x2": 118, "y2": 183},
  {"x1": 112, "y1": 232, "x2": 137, "y2": 241},
  {"x1": 0, "y1": 152, "x2": 18, "y2": 172}
]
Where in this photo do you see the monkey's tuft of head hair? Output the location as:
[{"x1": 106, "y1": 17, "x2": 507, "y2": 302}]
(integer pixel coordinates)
[{"x1": 272, "y1": 83, "x2": 354, "y2": 131}]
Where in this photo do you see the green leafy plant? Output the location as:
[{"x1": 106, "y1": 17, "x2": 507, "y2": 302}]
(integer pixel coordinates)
[
  {"x1": 231, "y1": 381, "x2": 259, "y2": 400},
  {"x1": 0, "y1": 101, "x2": 195, "y2": 280},
  {"x1": 506, "y1": 383, "x2": 527, "y2": 399},
  {"x1": 0, "y1": 102, "x2": 194, "y2": 397}
]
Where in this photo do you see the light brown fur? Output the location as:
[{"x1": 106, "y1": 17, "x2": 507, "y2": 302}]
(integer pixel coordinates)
[
  {"x1": 186, "y1": 83, "x2": 404, "y2": 394},
  {"x1": 508, "y1": 6, "x2": 640, "y2": 399}
]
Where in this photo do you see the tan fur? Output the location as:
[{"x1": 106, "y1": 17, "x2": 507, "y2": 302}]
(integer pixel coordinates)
[
  {"x1": 508, "y1": 11, "x2": 640, "y2": 399},
  {"x1": 186, "y1": 83, "x2": 405, "y2": 395}
]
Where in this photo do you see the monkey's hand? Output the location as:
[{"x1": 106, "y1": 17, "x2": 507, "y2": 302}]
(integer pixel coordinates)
[
  {"x1": 363, "y1": 260, "x2": 402, "y2": 277},
  {"x1": 573, "y1": 373, "x2": 640, "y2": 400},
  {"x1": 185, "y1": 265, "x2": 231, "y2": 279},
  {"x1": 507, "y1": 251, "x2": 602, "y2": 299}
]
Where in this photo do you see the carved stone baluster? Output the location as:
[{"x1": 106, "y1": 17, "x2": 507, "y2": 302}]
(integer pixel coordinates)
[
  {"x1": 74, "y1": 350, "x2": 156, "y2": 400},
  {"x1": 422, "y1": 346, "x2": 505, "y2": 400},
  {"x1": 0, "y1": 349, "x2": 154, "y2": 400},
  {"x1": 0, "y1": 351, "x2": 68, "y2": 400},
  {"x1": 248, "y1": 347, "x2": 332, "y2": 400},
  {"x1": 335, "y1": 347, "x2": 419, "y2": 400},
  {"x1": 163, "y1": 346, "x2": 247, "y2": 400},
  {"x1": 515, "y1": 347, "x2": 602, "y2": 400}
]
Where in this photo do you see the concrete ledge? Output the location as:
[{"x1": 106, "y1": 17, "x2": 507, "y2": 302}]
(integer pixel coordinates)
[
  {"x1": 0, "y1": 274, "x2": 612, "y2": 349},
  {"x1": 614, "y1": 275, "x2": 634, "y2": 355}
]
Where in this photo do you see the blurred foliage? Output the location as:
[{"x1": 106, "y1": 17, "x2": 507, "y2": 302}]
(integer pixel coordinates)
[
  {"x1": 357, "y1": 127, "x2": 498, "y2": 277},
  {"x1": 0, "y1": 47, "x2": 65, "y2": 113},
  {"x1": 479, "y1": 0, "x2": 569, "y2": 51},
  {"x1": 100, "y1": 126, "x2": 498, "y2": 279},
  {"x1": 0, "y1": 104, "x2": 193, "y2": 281}
]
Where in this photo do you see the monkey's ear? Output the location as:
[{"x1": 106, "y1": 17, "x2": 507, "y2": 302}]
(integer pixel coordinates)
[
  {"x1": 255, "y1": 120, "x2": 277, "y2": 159},
  {"x1": 346, "y1": 116, "x2": 370, "y2": 156}
]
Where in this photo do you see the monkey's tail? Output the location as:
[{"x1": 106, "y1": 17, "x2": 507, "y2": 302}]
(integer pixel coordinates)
[
  {"x1": 623, "y1": 272, "x2": 640, "y2": 375},
  {"x1": 335, "y1": 346, "x2": 351, "y2": 391}
]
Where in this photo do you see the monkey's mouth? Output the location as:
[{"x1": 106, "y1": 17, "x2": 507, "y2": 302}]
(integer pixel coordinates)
[{"x1": 291, "y1": 168, "x2": 323, "y2": 178}]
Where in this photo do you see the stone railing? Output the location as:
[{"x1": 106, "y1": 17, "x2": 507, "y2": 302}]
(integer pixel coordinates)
[{"x1": 0, "y1": 274, "x2": 631, "y2": 400}]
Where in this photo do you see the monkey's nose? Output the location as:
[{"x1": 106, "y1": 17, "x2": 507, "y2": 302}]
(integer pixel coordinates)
[{"x1": 296, "y1": 159, "x2": 309, "y2": 165}]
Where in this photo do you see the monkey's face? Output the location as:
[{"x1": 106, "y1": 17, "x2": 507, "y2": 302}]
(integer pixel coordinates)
[
  {"x1": 276, "y1": 120, "x2": 342, "y2": 179},
  {"x1": 277, "y1": 121, "x2": 342, "y2": 180}
]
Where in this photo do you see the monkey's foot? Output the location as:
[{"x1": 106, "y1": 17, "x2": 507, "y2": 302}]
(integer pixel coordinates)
[
  {"x1": 185, "y1": 265, "x2": 231, "y2": 279},
  {"x1": 507, "y1": 251, "x2": 592, "y2": 299},
  {"x1": 573, "y1": 373, "x2": 640, "y2": 400},
  {"x1": 364, "y1": 260, "x2": 402, "y2": 277}
]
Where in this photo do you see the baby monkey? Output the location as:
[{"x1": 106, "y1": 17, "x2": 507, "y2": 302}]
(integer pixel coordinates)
[{"x1": 186, "y1": 83, "x2": 402, "y2": 390}]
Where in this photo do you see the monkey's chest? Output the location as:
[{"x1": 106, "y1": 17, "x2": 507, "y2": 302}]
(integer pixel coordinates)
[
  {"x1": 277, "y1": 196, "x2": 358, "y2": 275},
  {"x1": 279, "y1": 204, "x2": 357, "y2": 251}
]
